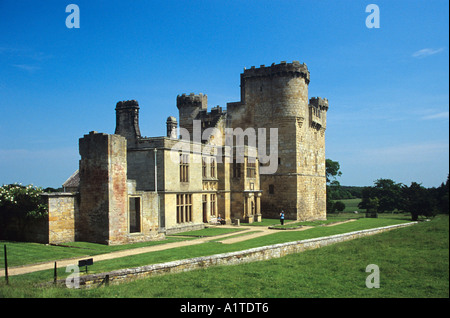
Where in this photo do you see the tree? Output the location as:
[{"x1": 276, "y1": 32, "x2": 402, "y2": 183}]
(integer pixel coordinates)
[
  {"x1": 402, "y1": 182, "x2": 438, "y2": 221},
  {"x1": 326, "y1": 159, "x2": 342, "y2": 183},
  {"x1": 433, "y1": 174, "x2": 449, "y2": 214},
  {"x1": 326, "y1": 159, "x2": 343, "y2": 213},
  {"x1": 334, "y1": 201, "x2": 346, "y2": 212},
  {"x1": 365, "y1": 197, "x2": 379, "y2": 218},
  {"x1": 358, "y1": 179, "x2": 403, "y2": 214}
]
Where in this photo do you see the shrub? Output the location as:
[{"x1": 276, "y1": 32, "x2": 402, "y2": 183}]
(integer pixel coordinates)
[
  {"x1": 333, "y1": 201, "x2": 346, "y2": 212},
  {"x1": 0, "y1": 183, "x2": 48, "y2": 240}
]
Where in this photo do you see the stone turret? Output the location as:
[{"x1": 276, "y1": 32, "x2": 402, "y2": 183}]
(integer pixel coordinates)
[
  {"x1": 166, "y1": 116, "x2": 177, "y2": 139},
  {"x1": 176, "y1": 93, "x2": 208, "y2": 138},
  {"x1": 236, "y1": 61, "x2": 311, "y2": 126},
  {"x1": 227, "y1": 60, "x2": 328, "y2": 222},
  {"x1": 309, "y1": 97, "x2": 329, "y2": 130},
  {"x1": 115, "y1": 100, "x2": 141, "y2": 146},
  {"x1": 241, "y1": 61, "x2": 310, "y2": 84}
]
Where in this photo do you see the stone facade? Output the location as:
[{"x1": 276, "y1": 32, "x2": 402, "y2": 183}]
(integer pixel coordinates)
[
  {"x1": 227, "y1": 61, "x2": 328, "y2": 221},
  {"x1": 117, "y1": 100, "x2": 262, "y2": 234},
  {"x1": 45, "y1": 192, "x2": 78, "y2": 244},
  {"x1": 40, "y1": 59, "x2": 327, "y2": 245}
]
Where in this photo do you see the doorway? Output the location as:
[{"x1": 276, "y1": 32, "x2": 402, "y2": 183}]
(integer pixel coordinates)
[{"x1": 129, "y1": 197, "x2": 141, "y2": 233}]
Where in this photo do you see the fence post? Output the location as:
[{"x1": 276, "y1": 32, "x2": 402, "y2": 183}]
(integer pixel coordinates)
[
  {"x1": 54, "y1": 262, "x2": 57, "y2": 284},
  {"x1": 4, "y1": 245, "x2": 8, "y2": 285}
]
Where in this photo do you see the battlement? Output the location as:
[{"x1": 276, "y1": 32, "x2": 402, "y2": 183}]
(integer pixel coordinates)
[
  {"x1": 309, "y1": 97, "x2": 329, "y2": 110},
  {"x1": 116, "y1": 99, "x2": 139, "y2": 110},
  {"x1": 176, "y1": 93, "x2": 208, "y2": 110},
  {"x1": 242, "y1": 61, "x2": 310, "y2": 84},
  {"x1": 309, "y1": 97, "x2": 328, "y2": 130}
]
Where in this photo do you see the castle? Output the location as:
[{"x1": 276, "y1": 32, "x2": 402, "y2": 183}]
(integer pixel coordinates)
[{"x1": 37, "y1": 60, "x2": 329, "y2": 245}]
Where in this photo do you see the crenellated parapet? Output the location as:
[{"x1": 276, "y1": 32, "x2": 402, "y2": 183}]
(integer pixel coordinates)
[
  {"x1": 309, "y1": 97, "x2": 329, "y2": 130},
  {"x1": 242, "y1": 61, "x2": 310, "y2": 84},
  {"x1": 176, "y1": 93, "x2": 208, "y2": 110},
  {"x1": 116, "y1": 99, "x2": 139, "y2": 110},
  {"x1": 309, "y1": 97, "x2": 329, "y2": 111}
]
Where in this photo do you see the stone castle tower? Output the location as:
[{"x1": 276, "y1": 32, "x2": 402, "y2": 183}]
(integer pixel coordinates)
[{"x1": 178, "y1": 60, "x2": 329, "y2": 221}]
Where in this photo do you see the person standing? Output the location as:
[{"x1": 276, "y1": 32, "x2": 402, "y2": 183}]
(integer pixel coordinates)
[{"x1": 280, "y1": 210, "x2": 285, "y2": 225}]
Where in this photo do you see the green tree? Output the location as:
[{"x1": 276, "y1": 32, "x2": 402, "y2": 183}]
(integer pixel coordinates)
[
  {"x1": 326, "y1": 159, "x2": 342, "y2": 183},
  {"x1": 334, "y1": 201, "x2": 346, "y2": 212},
  {"x1": 373, "y1": 178, "x2": 403, "y2": 213},
  {"x1": 326, "y1": 159, "x2": 343, "y2": 213},
  {"x1": 433, "y1": 174, "x2": 449, "y2": 214},
  {"x1": 365, "y1": 197, "x2": 379, "y2": 218},
  {"x1": 358, "y1": 179, "x2": 403, "y2": 214},
  {"x1": 402, "y1": 182, "x2": 437, "y2": 221}
]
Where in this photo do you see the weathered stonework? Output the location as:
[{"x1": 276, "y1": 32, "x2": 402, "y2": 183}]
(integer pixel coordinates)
[
  {"x1": 227, "y1": 61, "x2": 328, "y2": 221},
  {"x1": 44, "y1": 192, "x2": 78, "y2": 244},
  {"x1": 39, "y1": 59, "x2": 327, "y2": 245},
  {"x1": 77, "y1": 132, "x2": 128, "y2": 245}
]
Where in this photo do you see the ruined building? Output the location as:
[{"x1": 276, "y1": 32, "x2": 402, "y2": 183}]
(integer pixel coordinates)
[{"x1": 36, "y1": 60, "x2": 329, "y2": 245}]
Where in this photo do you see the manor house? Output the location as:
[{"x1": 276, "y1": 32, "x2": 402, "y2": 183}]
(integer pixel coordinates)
[{"x1": 40, "y1": 60, "x2": 329, "y2": 245}]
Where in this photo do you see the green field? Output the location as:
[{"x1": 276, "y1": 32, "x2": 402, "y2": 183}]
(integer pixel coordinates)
[
  {"x1": 0, "y1": 215, "x2": 447, "y2": 298},
  {"x1": 340, "y1": 198, "x2": 365, "y2": 212}
]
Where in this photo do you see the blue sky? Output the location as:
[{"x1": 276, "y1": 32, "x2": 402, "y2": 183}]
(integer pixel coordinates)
[{"x1": 0, "y1": 0, "x2": 448, "y2": 188}]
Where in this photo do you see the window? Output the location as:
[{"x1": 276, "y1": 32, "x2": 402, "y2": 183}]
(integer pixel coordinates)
[
  {"x1": 210, "y1": 194, "x2": 216, "y2": 216},
  {"x1": 247, "y1": 159, "x2": 256, "y2": 178},
  {"x1": 315, "y1": 153, "x2": 318, "y2": 173},
  {"x1": 176, "y1": 194, "x2": 183, "y2": 223},
  {"x1": 269, "y1": 184, "x2": 274, "y2": 194},
  {"x1": 129, "y1": 197, "x2": 141, "y2": 233},
  {"x1": 202, "y1": 194, "x2": 208, "y2": 221},
  {"x1": 202, "y1": 157, "x2": 207, "y2": 178},
  {"x1": 210, "y1": 157, "x2": 216, "y2": 178},
  {"x1": 233, "y1": 158, "x2": 241, "y2": 178},
  {"x1": 186, "y1": 194, "x2": 192, "y2": 222},
  {"x1": 180, "y1": 153, "x2": 189, "y2": 182},
  {"x1": 176, "y1": 194, "x2": 192, "y2": 223}
]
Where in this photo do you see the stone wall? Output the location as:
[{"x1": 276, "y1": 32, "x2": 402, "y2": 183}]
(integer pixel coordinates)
[
  {"x1": 124, "y1": 190, "x2": 165, "y2": 243},
  {"x1": 78, "y1": 132, "x2": 128, "y2": 245},
  {"x1": 44, "y1": 192, "x2": 78, "y2": 244},
  {"x1": 63, "y1": 222, "x2": 417, "y2": 288}
]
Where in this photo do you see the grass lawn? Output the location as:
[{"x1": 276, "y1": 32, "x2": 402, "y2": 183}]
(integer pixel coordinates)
[
  {"x1": 36, "y1": 215, "x2": 446, "y2": 298},
  {"x1": 338, "y1": 198, "x2": 364, "y2": 213},
  {"x1": 0, "y1": 236, "x2": 193, "y2": 268},
  {"x1": 1, "y1": 215, "x2": 446, "y2": 298},
  {"x1": 170, "y1": 227, "x2": 244, "y2": 237}
]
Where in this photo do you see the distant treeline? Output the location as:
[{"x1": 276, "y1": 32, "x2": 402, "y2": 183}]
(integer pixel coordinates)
[{"x1": 327, "y1": 185, "x2": 364, "y2": 200}]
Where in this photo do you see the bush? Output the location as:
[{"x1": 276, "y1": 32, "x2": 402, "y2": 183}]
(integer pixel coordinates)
[
  {"x1": 0, "y1": 183, "x2": 48, "y2": 240},
  {"x1": 326, "y1": 200, "x2": 346, "y2": 213},
  {"x1": 334, "y1": 201, "x2": 346, "y2": 212}
]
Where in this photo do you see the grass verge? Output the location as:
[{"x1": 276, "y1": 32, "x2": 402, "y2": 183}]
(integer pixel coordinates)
[
  {"x1": 0, "y1": 215, "x2": 437, "y2": 297},
  {"x1": 23, "y1": 215, "x2": 446, "y2": 298}
]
